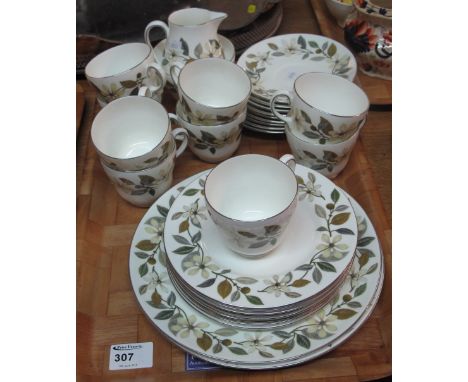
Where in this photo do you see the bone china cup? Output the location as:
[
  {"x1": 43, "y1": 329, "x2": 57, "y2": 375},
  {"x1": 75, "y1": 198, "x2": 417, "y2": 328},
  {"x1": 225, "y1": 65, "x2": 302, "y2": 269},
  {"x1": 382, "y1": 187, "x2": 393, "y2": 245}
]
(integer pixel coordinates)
[
  {"x1": 171, "y1": 58, "x2": 251, "y2": 123},
  {"x1": 285, "y1": 122, "x2": 360, "y2": 179},
  {"x1": 100, "y1": 150, "x2": 176, "y2": 208},
  {"x1": 270, "y1": 72, "x2": 369, "y2": 144},
  {"x1": 85, "y1": 43, "x2": 166, "y2": 107},
  {"x1": 91, "y1": 96, "x2": 188, "y2": 172},
  {"x1": 204, "y1": 154, "x2": 298, "y2": 257},
  {"x1": 175, "y1": 102, "x2": 246, "y2": 163}
]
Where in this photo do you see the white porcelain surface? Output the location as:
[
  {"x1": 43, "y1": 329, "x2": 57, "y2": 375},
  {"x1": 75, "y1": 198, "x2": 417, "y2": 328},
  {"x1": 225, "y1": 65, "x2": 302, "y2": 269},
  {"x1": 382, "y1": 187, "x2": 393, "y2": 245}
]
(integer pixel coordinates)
[
  {"x1": 153, "y1": 35, "x2": 235, "y2": 85},
  {"x1": 203, "y1": 154, "x2": 297, "y2": 256},
  {"x1": 85, "y1": 43, "x2": 166, "y2": 107},
  {"x1": 172, "y1": 58, "x2": 251, "y2": 122},
  {"x1": 91, "y1": 96, "x2": 188, "y2": 171},
  {"x1": 285, "y1": 122, "x2": 361, "y2": 179},
  {"x1": 324, "y1": 0, "x2": 354, "y2": 28},
  {"x1": 175, "y1": 103, "x2": 245, "y2": 163},
  {"x1": 129, "y1": 169, "x2": 384, "y2": 369},
  {"x1": 101, "y1": 151, "x2": 175, "y2": 207},
  {"x1": 271, "y1": 72, "x2": 369, "y2": 144}
]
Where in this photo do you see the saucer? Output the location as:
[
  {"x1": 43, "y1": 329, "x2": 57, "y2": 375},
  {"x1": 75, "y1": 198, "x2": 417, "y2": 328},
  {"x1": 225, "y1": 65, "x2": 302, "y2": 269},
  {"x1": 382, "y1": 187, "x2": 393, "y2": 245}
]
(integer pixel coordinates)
[
  {"x1": 164, "y1": 164, "x2": 357, "y2": 310},
  {"x1": 154, "y1": 35, "x2": 236, "y2": 85},
  {"x1": 129, "y1": 170, "x2": 384, "y2": 369},
  {"x1": 237, "y1": 33, "x2": 357, "y2": 98}
]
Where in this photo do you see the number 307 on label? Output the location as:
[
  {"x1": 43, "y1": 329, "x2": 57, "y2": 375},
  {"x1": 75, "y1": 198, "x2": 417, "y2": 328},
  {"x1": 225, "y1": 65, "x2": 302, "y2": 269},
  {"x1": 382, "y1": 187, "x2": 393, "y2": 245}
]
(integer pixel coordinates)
[{"x1": 109, "y1": 342, "x2": 153, "y2": 370}]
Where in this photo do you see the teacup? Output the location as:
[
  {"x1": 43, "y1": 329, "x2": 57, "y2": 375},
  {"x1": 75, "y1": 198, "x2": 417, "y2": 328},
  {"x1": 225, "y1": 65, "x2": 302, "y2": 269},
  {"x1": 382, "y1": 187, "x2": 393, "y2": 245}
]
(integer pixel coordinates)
[
  {"x1": 204, "y1": 154, "x2": 298, "y2": 256},
  {"x1": 175, "y1": 101, "x2": 245, "y2": 163},
  {"x1": 285, "y1": 122, "x2": 361, "y2": 179},
  {"x1": 170, "y1": 58, "x2": 251, "y2": 124},
  {"x1": 91, "y1": 95, "x2": 188, "y2": 172},
  {"x1": 270, "y1": 72, "x2": 369, "y2": 144},
  {"x1": 85, "y1": 43, "x2": 166, "y2": 107},
  {"x1": 100, "y1": 150, "x2": 176, "y2": 208}
]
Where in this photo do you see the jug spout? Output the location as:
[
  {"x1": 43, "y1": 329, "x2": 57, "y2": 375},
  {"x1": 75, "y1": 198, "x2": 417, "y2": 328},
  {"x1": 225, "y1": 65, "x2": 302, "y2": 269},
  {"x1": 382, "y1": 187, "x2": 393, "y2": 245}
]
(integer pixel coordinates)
[{"x1": 209, "y1": 11, "x2": 228, "y2": 23}]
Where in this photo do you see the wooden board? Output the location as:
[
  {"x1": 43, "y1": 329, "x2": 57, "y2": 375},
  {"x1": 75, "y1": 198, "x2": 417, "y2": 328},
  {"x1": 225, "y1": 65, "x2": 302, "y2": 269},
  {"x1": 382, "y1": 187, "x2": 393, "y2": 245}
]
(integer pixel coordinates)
[
  {"x1": 76, "y1": 83, "x2": 391, "y2": 381},
  {"x1": 76, "y1": 83, "x2": 85, "y2": 137},
  {"x1": 309, "y1": 0, "x2": 392, "y2": 105}
]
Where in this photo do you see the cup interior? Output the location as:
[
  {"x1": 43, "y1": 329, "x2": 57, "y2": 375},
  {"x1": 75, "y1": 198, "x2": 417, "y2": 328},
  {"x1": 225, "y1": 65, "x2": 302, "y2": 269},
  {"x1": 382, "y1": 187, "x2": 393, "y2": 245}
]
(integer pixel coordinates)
[
  {"x1": 92, "y1": 97, "x2": 168, "y2": 160},
  {"x1": 205, "y1": 154, "x2": 297, "y2": 221},
  {"x1": 295, "y1": 72, "x2": 369, "y2": 117},
  {"x1": 85, "y1": 43, "x2": 150, "y2": 79},
  {"x1": 179, "y1": 59, "x2": 251, "y2": 108}
]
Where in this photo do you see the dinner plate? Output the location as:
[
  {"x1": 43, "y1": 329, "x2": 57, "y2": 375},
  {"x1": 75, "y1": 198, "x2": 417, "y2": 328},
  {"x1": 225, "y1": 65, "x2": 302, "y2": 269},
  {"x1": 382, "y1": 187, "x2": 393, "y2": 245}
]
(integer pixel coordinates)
[
  {"x1": 237, "y1": 33, "x2": 357, "y2": 99},
  {"x1": 154, "y1": 35, "x2": 236, "y2": 85},
  {"x1": 164, "y1": 164, "x2": 357, "y2": 311},
  {"x1": 129, "y1": 170, "x2": 384, "y2": 369}
]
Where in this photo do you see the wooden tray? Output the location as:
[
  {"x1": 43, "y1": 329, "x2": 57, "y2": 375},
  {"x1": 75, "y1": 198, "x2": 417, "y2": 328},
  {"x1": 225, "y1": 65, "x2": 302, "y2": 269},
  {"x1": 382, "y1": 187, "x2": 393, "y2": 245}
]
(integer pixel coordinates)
[
  {"x1": 77, "y1": 86, "x2": 391, "y2": 381},
  {"x1": 76, "y1": 83, "x2": 85, "y2": 137},
  {"x1": 309, "y1": 0, "x2": 392, "y2": 106}
]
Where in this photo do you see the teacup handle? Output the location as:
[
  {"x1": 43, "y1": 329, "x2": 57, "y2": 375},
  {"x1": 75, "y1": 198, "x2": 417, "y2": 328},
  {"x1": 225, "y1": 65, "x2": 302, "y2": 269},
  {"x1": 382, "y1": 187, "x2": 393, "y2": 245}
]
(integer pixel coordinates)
[
  {"x1": 280, "y1": 154, "x2": 296, "y2": 171},
  {"x1": 144, "y1": 20, "x2": 170, "y2": 51},
  {"x1": 138, "y1": 86, "x2": 162, "y2": 102},
  {"x1": 169, "y1": 63, "x2": 184, "y2": 87},
  {"x1": 357, "y1": 115, "x2": 368, "y2": 130},
  {"x1": 146, "y1": 62, "x2": 167, "y2": 92},
  {"x1": 270, "y1": 90, "x2": 293, "y2": 126},
  {"x1": 168, "y1": 113, "x2": 188, "y2": 158}
]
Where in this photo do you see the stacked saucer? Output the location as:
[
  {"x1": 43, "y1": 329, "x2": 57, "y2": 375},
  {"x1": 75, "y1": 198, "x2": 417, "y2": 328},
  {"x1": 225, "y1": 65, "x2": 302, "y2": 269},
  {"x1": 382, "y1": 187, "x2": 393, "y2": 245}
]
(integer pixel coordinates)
[
  {"x1": 129, "y1": 164, "x2": 384, "y2": 369},
  {"x1": 163, "y1": 163, "x2": 358, "y2": 329},
  {"x1": 237, "y1": 33, "x2": 357, "y2": 135}
]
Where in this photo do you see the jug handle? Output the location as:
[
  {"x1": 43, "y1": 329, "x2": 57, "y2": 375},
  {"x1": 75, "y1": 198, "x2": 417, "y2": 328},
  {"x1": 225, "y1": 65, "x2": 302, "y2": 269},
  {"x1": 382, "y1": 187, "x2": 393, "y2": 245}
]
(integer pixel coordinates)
[{"x1": 145, "y1": 21, "x2": 170, "y2": 50}]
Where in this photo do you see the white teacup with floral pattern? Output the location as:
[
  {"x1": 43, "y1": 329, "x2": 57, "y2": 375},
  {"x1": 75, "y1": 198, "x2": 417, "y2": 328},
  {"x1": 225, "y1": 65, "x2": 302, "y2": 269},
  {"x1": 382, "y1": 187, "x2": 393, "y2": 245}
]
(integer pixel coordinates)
[
  {"x1": 100, "y1": 148, "x2": 176, "y2": 208},
  {"x1": 91, "y1": 96, "x2": 188, "y2": 172},
  {"x1": 174, "y1": 101, "x2": 245, "y2": 163},
  {"x1": 270, "y1": 72, "x2": 369, "y2": 144},
  {"x1": 204, "y1": 154, "x2": 298, "y2": 257},
  {"x1": 285, "y1": 121, "x2": 360, "y2": 179},
  {"x1": 170, "y1": 58, "x2": 251, "y2": 124},
  {"x1": 85, "y1": 43, "x2": 166, "y2": 107}
]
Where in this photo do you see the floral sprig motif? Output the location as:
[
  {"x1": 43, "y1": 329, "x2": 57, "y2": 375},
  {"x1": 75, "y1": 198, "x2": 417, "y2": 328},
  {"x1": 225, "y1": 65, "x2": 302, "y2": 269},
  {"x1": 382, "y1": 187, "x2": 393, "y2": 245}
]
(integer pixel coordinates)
[{"x1": 91, "y1": 72, "x2": 148, "y2": 104}]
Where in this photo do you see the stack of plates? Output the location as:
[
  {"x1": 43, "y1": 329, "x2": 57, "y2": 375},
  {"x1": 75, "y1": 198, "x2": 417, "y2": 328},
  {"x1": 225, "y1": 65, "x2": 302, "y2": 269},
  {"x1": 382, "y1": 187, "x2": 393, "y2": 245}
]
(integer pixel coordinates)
[
  {"x1": 163, "y1": 165, "x2": 358, "y2": 329},
  {"x1": 129, "y1": 163, "x2": 384, "y2": 369},
  {"x1": 237, "y1": 33, "x2": 358, "y2": 135}
]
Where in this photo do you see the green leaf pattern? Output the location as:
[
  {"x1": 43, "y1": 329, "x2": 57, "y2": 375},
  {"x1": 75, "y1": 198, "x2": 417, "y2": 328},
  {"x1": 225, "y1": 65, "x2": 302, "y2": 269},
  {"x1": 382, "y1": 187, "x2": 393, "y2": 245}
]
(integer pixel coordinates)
[
  {"x1": 91, "y1": 72, "x2": 147, "y2": 104},
  {"x1": 116, "y1": 164, "x2": 174, "y2": 197},
  {"x1": 290, "y1": 111, "x2": 363, "y2": 145},
  {"x1": 163, "y1": 39, "x2": 224, "y2": 73},
  {"x1": 296, "y1": 148, "x2": 350, "y2": 174}
]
